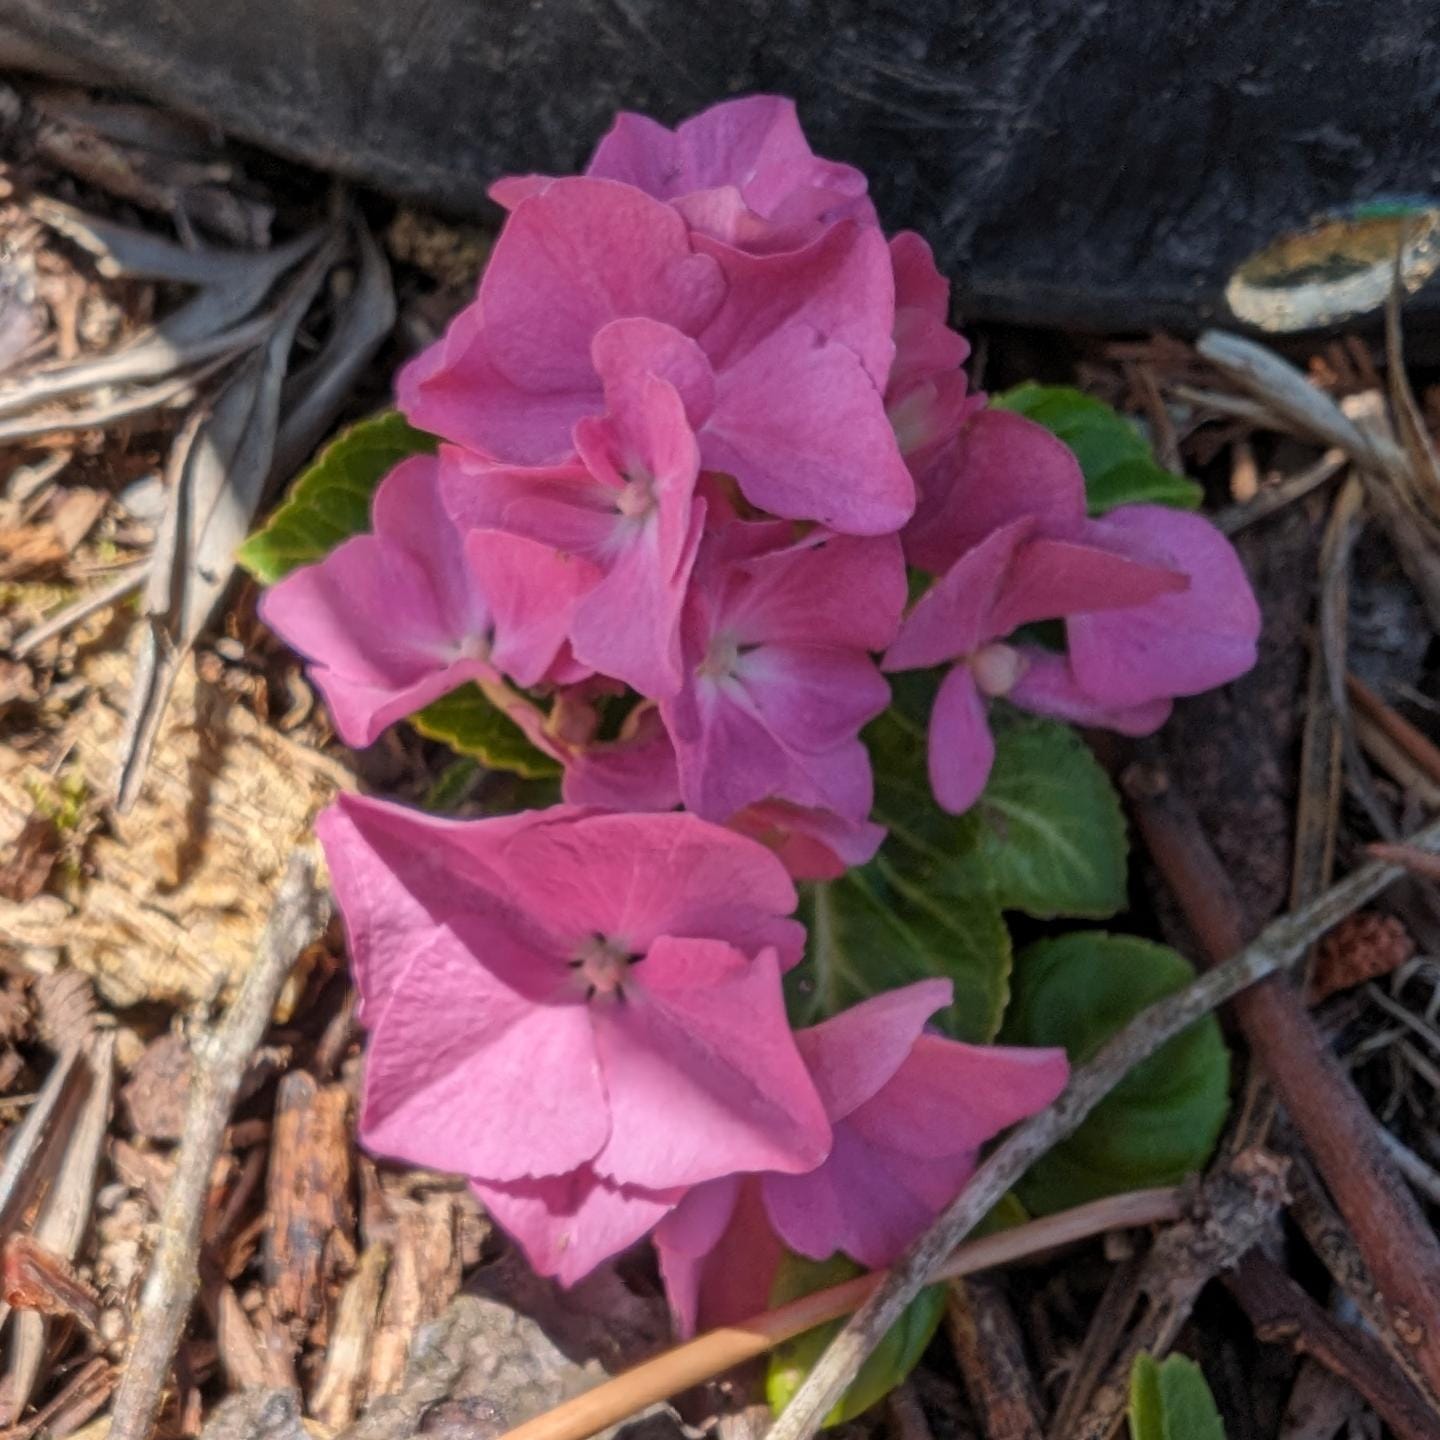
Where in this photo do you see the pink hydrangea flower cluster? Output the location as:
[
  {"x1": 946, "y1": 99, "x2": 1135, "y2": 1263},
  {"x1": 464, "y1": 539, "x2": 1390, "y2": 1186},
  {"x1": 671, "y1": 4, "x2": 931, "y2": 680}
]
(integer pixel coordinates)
[
  {"x1": 321, "y1": 793, "x2": 1070, "y2": 1314},
  {"x1": 256, "y1": 96, "x2": 1263, "y2": 1323}
]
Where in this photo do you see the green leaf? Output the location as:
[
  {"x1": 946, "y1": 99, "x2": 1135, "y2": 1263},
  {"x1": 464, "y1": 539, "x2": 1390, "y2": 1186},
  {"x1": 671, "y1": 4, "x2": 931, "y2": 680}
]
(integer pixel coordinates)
[
  {"x1": 1129, "y1": 1353, "x2": 1226, "y2": 1440},
  {"x1": 1000, "y1": 933, "x2": 1230, "y2": 1213},
  {"x1": 237, "y1": 411, "x2": 437, "y2": 583},
  {"x1": 767, "y1": 1253, "x2": 945, "y2": 1426},
  {"x1": 974, "y1": 709, "x2": 1128, "y2": 919},
  {"x1": 993, "y1": 384, "x2": 1202, "y2": 515},
  {"x1": 790, "y1": 705, "x2": 1011, "y2": 1042},
  {"x1": 412, "y1": 683, "x2": 562, "y2": 780}
]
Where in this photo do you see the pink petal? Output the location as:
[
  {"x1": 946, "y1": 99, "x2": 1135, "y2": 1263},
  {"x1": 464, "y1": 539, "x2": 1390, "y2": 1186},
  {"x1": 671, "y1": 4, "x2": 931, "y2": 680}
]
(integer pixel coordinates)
[
  {"x1": 488, "y1": 173, "x2": 551, "y2": 209},
  {"x1": 465, "y1": 529, "x2": 600, "y2": 688},
  {"x1": 794, "y1": 980, "x2": 954, "y2": 1120},
  {"x1": 561, "y1": 705, "x2": 684, "y2": 812},
  {"x1": 652, "y1": 1175, "x2": 742, "y2": 1338},
  {"x1": 702, "y1": 323, "x2": 913, "y2": 533},
  {"x1": 736, "y1": 644, "x2": 891, "y2": 755},
  {"x1": 889, "y1": 232, "x2": 950, "y2": 317},
  {"x1": 883, "y1": 519, "x2": 1033, "y2": 672},
  {"x1": 1007, "y1": 649, "x2": 1173, "y2": 735},
  {"x1": 493, "y1": 811, "x2": 805, "y2": 966},
  {"x1": 728, "y1": 800, "x2": 886, "y2": 881},
  {"x1": 360, "y1": 942, "x2": 609, "y2": 1182},
  {"x1": 927, "y1": 664, "x2": 996, "y2": 815},
  {"x1": 585, "y1": 111, "x2": 682, "y2": 195},
  {"x1": 1067, "y1": 506, "x2": 1262, "y2": 707},
  {"x1": 470, "y1": 1167, "x2": 681, "y2": 1287},
  {"x1": 592, "y1": 941, "x2": 831, "y2": 1188},
  {"x1": 988, "y1": 533, "x2": 1188, "y2": 638},
  {"x1": 904, "y1": 409, "x2": 1087, "y2": 575},
  {"x1": 847, "y1": 1035, "x2": 1069, "y2": 1159},
  {"x1": 588, "y1": 317, "x2": 716, "y2": 428}
]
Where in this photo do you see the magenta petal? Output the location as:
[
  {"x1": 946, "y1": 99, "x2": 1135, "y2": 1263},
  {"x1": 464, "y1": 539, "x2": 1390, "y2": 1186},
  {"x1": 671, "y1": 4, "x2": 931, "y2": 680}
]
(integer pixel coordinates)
[
  {"x1": 736, "y1": 644, "x2": 891, "y2": 754},
  {"x1": 586, "y1": 110, "x2": 682, "y2": 194},
  {"x1": 592, "y1": 941, "x2": 831, "y2": 1188},
  {"x1": 848, "y1": 1035, "x2": 1069, "y2": 1158},
  {"x1": 904, "y1": 409, "x2": 1087, "y2": 575},
  {"x1": 494, "y1": 811, "x2": 804, "y2": 966},
  {"x1": 763, "y1": 1123, "x2": 938, "y2": 1268},
  {"x1": 727, "y1": 800, "x2": 887, "y2": 882},
  {"x1": 1008, "y1": 649, "x2": 1173, "y2": 735},
  {"x1": 1067, "y1": 506, "x2": 1262, "y2": 706},
  {"x1": 470, "y1": 1167, "x2": 681, "y2": 1288},
  {"x1": 361, "y1": 945, "x2": 608, "y2": 1182},
  {"x1": 795, "y1": 980, "x2": 954, "y2": 1120},
  {"x1": 927, "y1": 664, "x2": 995, "y2": 815},
  {"x1": 703, "y1": 322, "x2": 913, "y2": 534},
  {"x1": 884, "y1": 519, "x2": 1033, "y2": 672},
  {"x1": 889, "y1": 232, "x2": 950, "y2": 317}
]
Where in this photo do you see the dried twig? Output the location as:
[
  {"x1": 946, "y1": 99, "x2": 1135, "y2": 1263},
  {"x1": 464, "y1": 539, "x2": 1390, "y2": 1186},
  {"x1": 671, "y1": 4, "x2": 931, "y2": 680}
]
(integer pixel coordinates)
[
  {"x1": 107, "y1": 855, "x2": 329, "y2": 1440},
  {"x1": 1129, "y1": 772, "x2": 1440, "y2": 1405},
  {"x1": 1225, "y1": 1252, "x2": 1438, "y2": 1440},
  {"x1": 1212, "y1": 449, "x2": 1347, "y2": 535},
  {"x1": 497, "y1": 1189, "x2": 1183, "y2": 1440},
  {"x1": 946, "y1": 1278, "x2": 1046, "y2": 1440},
  {"x1": 757, "y1": 813, "x2": 1440, "y2": 1440}
]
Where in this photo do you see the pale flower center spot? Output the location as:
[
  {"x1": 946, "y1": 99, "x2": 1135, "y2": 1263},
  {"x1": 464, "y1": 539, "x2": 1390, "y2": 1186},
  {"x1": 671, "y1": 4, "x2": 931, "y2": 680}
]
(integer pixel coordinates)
[{"x1": 969, "y1": 642, "x2": 1025, "y2": 698}]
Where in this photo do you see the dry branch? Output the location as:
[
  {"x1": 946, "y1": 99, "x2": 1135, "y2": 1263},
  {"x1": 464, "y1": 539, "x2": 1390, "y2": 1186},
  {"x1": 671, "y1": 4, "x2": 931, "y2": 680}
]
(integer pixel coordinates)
[{"x1": 107, "y1": 854, "x2": 329, "y2": 1440}]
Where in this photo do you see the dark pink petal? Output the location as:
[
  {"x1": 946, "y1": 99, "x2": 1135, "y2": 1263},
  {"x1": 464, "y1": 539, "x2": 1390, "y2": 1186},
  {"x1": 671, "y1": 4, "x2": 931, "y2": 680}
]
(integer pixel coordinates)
[
  {"x1": 889, "y1": 232, "x2": 950, "y2": 317},
  {"x1": 848, "y1": 1034, "x2": 1068, "y2": 1159},
  {"x1": 719, "y1": 530, "x2": 908, "y2": 652},
  {"x1": 361, "y1": 941, "x2": 609, "y2": 1182},
  {"x1": 591, "y1": 941, "x2": 831, "y2": 1188},
  {"x1": 987, "y1": 533, "x2": 1187, "y2": 638},
  {"x1": 470, "y1": 1168, "x2": 682, "y2": 1287},
  {"x1": 1007, "y1": 649, "x2": 1173, "y2": 735},
  {"x1": 1067, "y1": 506, "x2": 1261, "y2": 706},
  {"x1": 927, "y1": 664, "x2": 996, "y2": 815},
  {"x1": 883, "y1": 519, "x2": 1033, "y2": 672},
  {"x1": 465, "y1": 530, "x2": 600, "y2": 688},
  {"x1": 702, "y1": 322, "x2": 914, "y2": 533},
  {"x1": 794, "y1": 980, "x2": 953, "y2": 1120},
  {"x1": 656, "y1": 1177, "x2": 781, "y2": 1336},
  {"x1": 315, "y1": 793, "x2": 570, "y2": 1020},
  {"x1": 259, "y1": 457, "x2": 495, "y2": 747},
  {"x1": 903, "y1": 409, "x2": 1087, "y2": 575},
  {"x1": 763, "y1": 1123, "x2": 939, "y2": 1268},
  {"x1": 493, "y1": 811, "x2": 804, "y2": 965},
  {"x1": 728, "y1": 800, "x2": 886, "y2": 881}
]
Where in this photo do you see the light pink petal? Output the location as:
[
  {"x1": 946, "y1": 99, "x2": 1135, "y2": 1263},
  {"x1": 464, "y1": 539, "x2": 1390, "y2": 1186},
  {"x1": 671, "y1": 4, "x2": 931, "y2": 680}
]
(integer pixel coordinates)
[
  {"x1": 728, "y1": 800, "x2": 886, "y2": 881},
  {"x1": 988, "y1": 533, "x2": 1187, "y2": 637},
  {"x1": 361, "y1": 943, "x2": 608, "y2": 1182},
  {"x1": 848, "y1": 1035, "x2": 1069, "y2": 1158},
  {"x1": 657, "y1": 1177, "x2": 781, "y2": 1336},
  {"x1": 763, "y1": 1123, "x2": 939, "y2": 1268},
  {"x1": 1067, "y1": 506, "x2": 1262, "y2": 707},
  {"x1": 470, "y1": 1167, "x2": 681, "y2": 1287},
  {"x1": 316, "y1": 794, "x2": 584, "y2": 1018},
  {"x1": 795, "y1": 981, "x2": 954, "y2": 1120},
  {"x1": 592, "y1": 941, "x2": 831, "y2": 1188},
  {"x1": 1008, "y1": 649, "x2": 1173, "y2": 735},
  {"x1": 443, "y1": 457, "x2": 620, "y2": 554},
  {"x1": 396, "y1": 312, "x2": 597, "y2": 464},
  {"x1": 889, "y1": 370, "x2": 982, "y2": 467},
  {"x1": 927, "y1": 664, "x2": 995, "y2": 815},
  {"x1": 883, "y1": 519, "x2": 1033, "y2": 672},
  {"x1": 735, "y1": 644, "x2": 891, "y2": 753},
  {"x1": 494, "y1": 811, "x2": 804, "y2": 965},
  {"x1": 718, "y1": 530, "x2": 908, "y2": 652},
  {"x1": 487, "y1": 173, "x2": 552, "y2": 209},
  {"x1": 903, "y1": 408, "x2": 1087, "y2": 574},
  {"x1": 465, "y1": 530, "x2": 601, "y2": 688}
]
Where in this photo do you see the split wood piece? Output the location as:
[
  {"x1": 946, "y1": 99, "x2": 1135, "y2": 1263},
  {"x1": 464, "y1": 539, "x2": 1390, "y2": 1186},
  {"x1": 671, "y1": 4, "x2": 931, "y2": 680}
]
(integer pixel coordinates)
[
  {"x1": 1224, "y1": 1252, "x2": 1438, "y2": 1440},
  {"x1": 1348, "y1": 674, "x2": 1440, "y2": 790},
  {"x1": 263, "y1": 1071, "x2": 352, "y2": 1325},
  {"x1": 757, "y1": 815, "x2": 1440, "y2": 1440},
  {"x1": 1128, "y1": 769, "x2": 1440, "y2": 1406},
  {"x1": 496, "y1": 1189, "x2": 1183, "y2": 1440},
  {"x1": 107, "y1": 855, "x2": 330, "y2": 1440},
  {"x1": 310, "y1": 1244, "x2": 390, "y2": 1430},
  {"x1": 1065, "y1": 1149, "x2": 1289, "y2": 1440},
  {"x1": 946, "y1": 1278, "x2": 1046, "y2": 1440}
]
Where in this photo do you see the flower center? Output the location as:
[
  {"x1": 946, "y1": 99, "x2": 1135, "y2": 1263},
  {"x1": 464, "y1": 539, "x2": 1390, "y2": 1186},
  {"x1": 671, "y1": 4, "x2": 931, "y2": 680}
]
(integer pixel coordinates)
[
  {"x1": 698, "y1": 631, "x2": 742, "y2": 682},
  {"x1": 615, "y1": 465, "x2": 657, "y2": 522},
  {"x1": 569, "y1": 934, "x2": 636, "y2": 1001},
  {"x1": 969, "y1": 642, "x2": 1025, "y2": 698},
  {"x1": 455, "y1": 630, "x2": 492, "y2": 663}
]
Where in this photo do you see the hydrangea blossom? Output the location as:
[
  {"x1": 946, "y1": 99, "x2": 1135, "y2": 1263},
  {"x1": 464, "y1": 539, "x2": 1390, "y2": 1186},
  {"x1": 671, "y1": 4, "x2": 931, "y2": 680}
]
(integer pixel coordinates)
[
  {"x1": 319, "y1": 796, "x2": 828, "y2": 1193},
  {"x1": 655, "y1": 980, "x2": 1069, "y2": 1334}
]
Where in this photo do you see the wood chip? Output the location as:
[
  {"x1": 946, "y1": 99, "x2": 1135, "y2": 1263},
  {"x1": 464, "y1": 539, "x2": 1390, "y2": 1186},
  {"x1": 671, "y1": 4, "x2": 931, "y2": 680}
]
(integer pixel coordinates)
[{"x1": 310, "y1": 1243, "x2": 389, "y2": 1429}]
